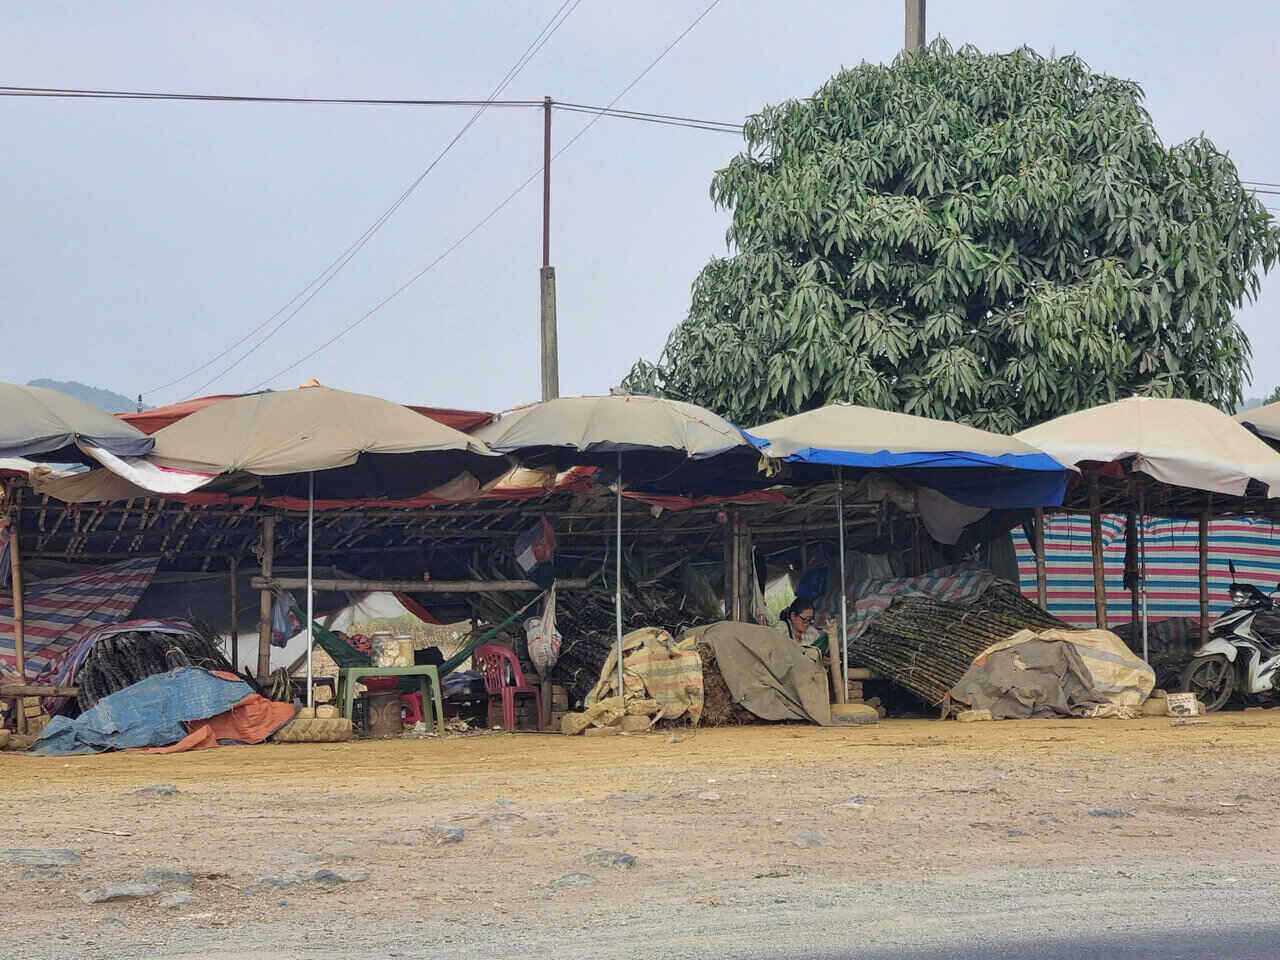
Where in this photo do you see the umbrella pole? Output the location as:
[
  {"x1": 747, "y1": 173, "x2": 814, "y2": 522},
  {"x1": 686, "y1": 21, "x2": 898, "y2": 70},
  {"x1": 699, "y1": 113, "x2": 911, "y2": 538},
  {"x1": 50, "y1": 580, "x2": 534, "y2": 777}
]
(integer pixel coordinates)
[
  {"x1": 616, "y1": 453, "x2": 624, "y2": 700},
  {"x1": 1139, "y1": 484, "x2": 1148, "y2": 664},
  {"x1": 306, "y1": 471, "x2": 315, "y2": 709},
  {"x1": 837, "y1": 468, "x2": 849, "y2": 705}
]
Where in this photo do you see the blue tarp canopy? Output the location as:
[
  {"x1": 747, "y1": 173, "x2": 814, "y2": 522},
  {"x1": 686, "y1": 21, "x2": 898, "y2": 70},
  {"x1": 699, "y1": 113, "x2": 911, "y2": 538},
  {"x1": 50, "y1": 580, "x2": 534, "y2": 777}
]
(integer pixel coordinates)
[{"x1": 747, "y1": 404, "x2": 1069, "y2": 509}]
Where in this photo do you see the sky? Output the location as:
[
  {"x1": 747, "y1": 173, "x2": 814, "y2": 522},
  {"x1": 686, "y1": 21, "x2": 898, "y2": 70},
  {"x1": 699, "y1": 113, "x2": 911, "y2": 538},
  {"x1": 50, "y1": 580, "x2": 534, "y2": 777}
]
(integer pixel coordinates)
[{"x1": 2, "y1": 1, "x2": 1277, "y2": 415}]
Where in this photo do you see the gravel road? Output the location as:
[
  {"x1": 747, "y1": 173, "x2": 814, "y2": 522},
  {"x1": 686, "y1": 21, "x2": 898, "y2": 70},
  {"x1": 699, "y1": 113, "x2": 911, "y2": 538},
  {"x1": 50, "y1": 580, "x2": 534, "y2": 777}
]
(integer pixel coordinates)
[{"x1": 2, "y1": 713, "x2": 1277, "y2": 959}]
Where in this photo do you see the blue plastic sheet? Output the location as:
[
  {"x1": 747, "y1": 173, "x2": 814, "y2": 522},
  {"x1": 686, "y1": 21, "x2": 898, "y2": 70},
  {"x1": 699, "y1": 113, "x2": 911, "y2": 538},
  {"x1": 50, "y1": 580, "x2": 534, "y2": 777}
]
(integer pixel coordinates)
[{"x1": 34, "y1": 667, "x2": 255, "y2": 756}]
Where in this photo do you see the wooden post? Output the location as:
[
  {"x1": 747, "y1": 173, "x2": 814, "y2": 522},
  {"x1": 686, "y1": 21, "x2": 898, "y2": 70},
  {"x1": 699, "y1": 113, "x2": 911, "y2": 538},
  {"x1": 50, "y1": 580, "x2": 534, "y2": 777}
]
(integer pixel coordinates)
[
  {"x1": 1199, "y1": 504, "x2": 1211, "y2": 647},
  {"x1": 904, "y1": 0, "x2": 926, "y2": 51},
  {"x1": 229, "y1": 556, "x2": 239, "y2": 672},
  {"x1": 256, "y1": 515, "x2": 275, "y2": 683},
  {"x1": 1088, "y1": 474, "x2": 1108, "y2": 630},
  {"x1": 1033, "y1": 507, "x2": 1047, "y2": 611},
  {"x1": 9, "y1": 485, "x2": 26, "y2": 735}
]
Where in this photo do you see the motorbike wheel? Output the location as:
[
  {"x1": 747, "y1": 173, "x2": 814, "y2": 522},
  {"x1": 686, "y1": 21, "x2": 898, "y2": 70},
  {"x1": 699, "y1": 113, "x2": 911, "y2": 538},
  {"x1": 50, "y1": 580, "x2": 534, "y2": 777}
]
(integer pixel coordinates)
[{"x1": 1180, "y1": 654, "x2": 1235, "y2": 713}]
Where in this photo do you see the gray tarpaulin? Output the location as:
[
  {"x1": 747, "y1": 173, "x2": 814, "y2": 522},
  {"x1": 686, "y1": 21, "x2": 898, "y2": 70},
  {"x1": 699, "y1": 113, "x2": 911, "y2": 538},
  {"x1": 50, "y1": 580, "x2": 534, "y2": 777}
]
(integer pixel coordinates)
[
  {"x1": 950, "y1": 628, "x2": 1156, "y2": 719},
  {"x1": 688, "y1": 621, "x2": 831, "y2": 725}
]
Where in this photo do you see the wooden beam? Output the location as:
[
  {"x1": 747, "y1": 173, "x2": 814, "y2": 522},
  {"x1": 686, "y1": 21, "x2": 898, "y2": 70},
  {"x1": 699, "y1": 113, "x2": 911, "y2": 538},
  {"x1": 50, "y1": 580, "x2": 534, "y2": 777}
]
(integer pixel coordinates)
[
  {"x1": 1033, "y1": 507, "x2": 1047, "y2": 611},
  {"x1": 0, "y1": 684, "x2": 78, "y2": 698},
  {"x1": 1088, "y1": 474, "x2": 1108, "y2": 630},
  {"x1": 256, "y1": 516, "x2": 275, "y2": 683},
  {"x1": 251, "y1": 575, "x2": 591, "y2": 594}
]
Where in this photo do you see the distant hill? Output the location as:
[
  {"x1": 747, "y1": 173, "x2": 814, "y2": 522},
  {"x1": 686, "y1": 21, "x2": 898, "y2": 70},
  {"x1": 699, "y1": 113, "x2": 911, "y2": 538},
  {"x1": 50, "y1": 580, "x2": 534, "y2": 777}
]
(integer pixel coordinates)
[{"x1": 28, "y1": 379, "x2": 139, "y2": 414}]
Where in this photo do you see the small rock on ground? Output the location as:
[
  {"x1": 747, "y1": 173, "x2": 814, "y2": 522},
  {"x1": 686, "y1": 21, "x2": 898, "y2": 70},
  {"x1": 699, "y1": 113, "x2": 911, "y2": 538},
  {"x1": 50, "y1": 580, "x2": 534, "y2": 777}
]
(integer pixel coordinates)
[
  {"x1": 140, "y1": 868, "x2": 195, "y2": 890},
  {"x1": 552, "y1": 872, "x2": 598, "y2": 888},
  {"x1": 583, "y1": 849, "x2": 636, "y2": 869},
  {"x1": 79, "y1": 881, "x2": 163, "y2": 904},
  {"x1": 312, "y1": 868, "x2": 369, "y2": 886},
  {"x1": 132, "y1": 784, "x2": 179, "y2": 797},
  {"x1": 789, "y1": 831, "x2": 825, "y2": 848},
  {"x1": 607, "y1": 792, "x2": 653, "y2": 803},
  {"x1": 698, "y1": 791, "x2": 721, "y2": 802},
  {"x1": 0, "y1": 849, "x2": 80, "y2": 866},
  {"x1": 427, "y1": 825, "x2": 465, "y2": 845},
  {"x1": 1088, "y1": 808, "x2": 1133, "y2": 818},
  {"x1": 159, "y1": 891, "x2": 193, "y2": 910}
]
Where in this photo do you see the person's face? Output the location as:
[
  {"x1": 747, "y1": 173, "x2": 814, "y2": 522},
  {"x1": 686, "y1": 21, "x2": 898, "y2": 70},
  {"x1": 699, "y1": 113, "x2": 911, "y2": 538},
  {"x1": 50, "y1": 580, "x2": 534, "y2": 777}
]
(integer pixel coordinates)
[{"x1": 790, "y1": 608, "x2": 814, "y2": 631}]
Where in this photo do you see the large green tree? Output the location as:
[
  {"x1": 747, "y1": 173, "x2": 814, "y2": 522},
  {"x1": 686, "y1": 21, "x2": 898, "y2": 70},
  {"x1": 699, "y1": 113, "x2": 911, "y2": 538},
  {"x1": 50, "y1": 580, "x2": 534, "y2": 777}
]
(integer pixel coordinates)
[{"x1": 625, "y1": 42, "x2": 1280, "y2": 430}]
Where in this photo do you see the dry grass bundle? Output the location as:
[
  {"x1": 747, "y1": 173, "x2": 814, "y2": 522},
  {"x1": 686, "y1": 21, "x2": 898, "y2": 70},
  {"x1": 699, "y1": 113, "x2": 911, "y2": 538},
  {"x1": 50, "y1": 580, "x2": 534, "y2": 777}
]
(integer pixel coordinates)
[{"x1": 696, "y1": 641, "x2": 756, "y2": 727}]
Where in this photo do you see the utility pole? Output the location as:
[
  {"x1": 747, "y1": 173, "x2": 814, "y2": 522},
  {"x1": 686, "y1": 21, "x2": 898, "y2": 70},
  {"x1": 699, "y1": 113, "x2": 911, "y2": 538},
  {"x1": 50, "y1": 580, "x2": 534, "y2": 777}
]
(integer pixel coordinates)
[
  {"x1": 540, "y1": 95, "x2": 560, "y2": 401},
  {"x1": 905, "y1": 0, "x2": 925, "y2": 51}
]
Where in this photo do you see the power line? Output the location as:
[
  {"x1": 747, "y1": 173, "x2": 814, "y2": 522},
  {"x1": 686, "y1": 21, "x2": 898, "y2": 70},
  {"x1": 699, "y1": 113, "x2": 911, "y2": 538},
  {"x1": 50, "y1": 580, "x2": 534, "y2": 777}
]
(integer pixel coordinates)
[
  {"x1": 162, "y1": 0, "x2": 583, "y2": 400},
  {"x1": 0, "y1": 86, "x2": 543, "y2": 107},
  {"x1": 249, "y1": 0, "x2": 725, "y2": 390},
  {"x1": 0, "y1": 84, "x2": 748, "y2": 133}
]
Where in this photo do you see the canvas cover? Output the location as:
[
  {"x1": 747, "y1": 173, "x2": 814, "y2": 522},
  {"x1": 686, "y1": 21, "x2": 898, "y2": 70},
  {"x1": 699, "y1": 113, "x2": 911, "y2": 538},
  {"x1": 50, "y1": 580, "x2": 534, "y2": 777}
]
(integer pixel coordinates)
[
  {"x1": 1237, "y1": 400, "x2": 1280, "y2": 444},
  {"x1": 476, "y1": 395, "x2": 751, "y2": 459},
  {"x1": 688, "y1": 621, "x2": 832, "y2": 725},
  {"x1": 587, "y1": 627, "x2": 704, "y2": 724},
  {"x1": 148, "y1": 385, "x2": 496, "y2": 476},
  {"x1": 950, "y1": 627, "x2": 1156, "y2": 719},
  {"x1": 31, "y1": 385, "x2": 503, "y2": 502},
  {"x1": 748, "y1": 403, "x2": 1068, "y2": 509},
  {"x1": 1017, "y1": 396, "x2": 1280, "y2": 497},
  {"x1": 0, "y1": 383, "x2": 153, "y2": 461}
]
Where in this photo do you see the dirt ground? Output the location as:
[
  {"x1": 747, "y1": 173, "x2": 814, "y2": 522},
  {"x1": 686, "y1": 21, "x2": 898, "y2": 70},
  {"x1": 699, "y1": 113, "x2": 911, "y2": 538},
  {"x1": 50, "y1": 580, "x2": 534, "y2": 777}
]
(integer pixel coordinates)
[{"x1": 3, "y1": 713, "x2": 1280, "y2": 959}]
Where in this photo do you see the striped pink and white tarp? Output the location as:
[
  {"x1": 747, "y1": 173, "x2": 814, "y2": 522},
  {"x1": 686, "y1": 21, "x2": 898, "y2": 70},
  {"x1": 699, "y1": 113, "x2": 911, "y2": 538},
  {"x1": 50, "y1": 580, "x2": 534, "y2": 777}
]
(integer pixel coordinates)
[
  {"x1": 1012, "y1": 515, "x2": 1280, "y2": 628},
  {"x1": 0, "y1": 557, "x2": 158, "y2": 681}
]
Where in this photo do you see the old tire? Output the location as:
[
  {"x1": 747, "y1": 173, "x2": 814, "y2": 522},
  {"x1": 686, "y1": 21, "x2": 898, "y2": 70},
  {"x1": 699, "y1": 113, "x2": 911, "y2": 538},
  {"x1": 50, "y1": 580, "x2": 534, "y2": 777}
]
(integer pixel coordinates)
[{"x1": 1180, "y1": 654, "x2": 1234, "y2": 713}]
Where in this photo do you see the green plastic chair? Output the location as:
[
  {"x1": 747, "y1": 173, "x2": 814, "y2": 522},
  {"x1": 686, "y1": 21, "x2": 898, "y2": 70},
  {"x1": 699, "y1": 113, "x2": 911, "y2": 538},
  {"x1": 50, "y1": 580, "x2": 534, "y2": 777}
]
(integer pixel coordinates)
[{"x1": 301, "y1": 601, "x2": 540, "y2": 737}]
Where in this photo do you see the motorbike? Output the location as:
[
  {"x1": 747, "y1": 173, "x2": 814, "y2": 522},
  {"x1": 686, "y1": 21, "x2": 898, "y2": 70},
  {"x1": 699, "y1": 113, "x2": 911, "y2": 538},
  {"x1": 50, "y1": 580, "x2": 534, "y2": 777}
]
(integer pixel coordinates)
[{"x1": 1180, "y1": 560, "x2": 1280, "y2": 711}]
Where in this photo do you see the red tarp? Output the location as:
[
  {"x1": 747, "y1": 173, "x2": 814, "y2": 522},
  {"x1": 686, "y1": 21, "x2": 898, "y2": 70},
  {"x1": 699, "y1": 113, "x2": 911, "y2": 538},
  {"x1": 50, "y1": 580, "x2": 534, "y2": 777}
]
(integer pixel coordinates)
[{"x1": 148, "y1": 671, "x2": 297, "y2": 753}]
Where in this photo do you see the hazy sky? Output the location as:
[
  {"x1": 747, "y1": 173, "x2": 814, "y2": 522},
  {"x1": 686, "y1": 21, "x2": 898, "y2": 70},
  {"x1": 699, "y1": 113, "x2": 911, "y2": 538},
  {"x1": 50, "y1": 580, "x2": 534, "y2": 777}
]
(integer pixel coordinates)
[{"x1": 2, "y1": 1, "x2": 1277, "y2": 414}]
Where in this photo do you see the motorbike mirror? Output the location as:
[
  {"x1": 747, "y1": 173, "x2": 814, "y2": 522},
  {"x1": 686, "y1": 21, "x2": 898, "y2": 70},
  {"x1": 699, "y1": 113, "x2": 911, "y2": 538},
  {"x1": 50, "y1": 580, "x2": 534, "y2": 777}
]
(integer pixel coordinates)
[{"x1": 1229, "y1": 559, "x2": 1237, "y2": 580}]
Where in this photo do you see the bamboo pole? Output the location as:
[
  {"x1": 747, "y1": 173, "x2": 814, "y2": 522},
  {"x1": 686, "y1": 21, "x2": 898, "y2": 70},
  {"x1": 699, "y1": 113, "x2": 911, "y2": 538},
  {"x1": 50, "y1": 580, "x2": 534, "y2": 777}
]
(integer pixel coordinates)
[
  {"x1": 1199, "y1": 501, "x2": 1211, "y2": 648},
  {"x1": 256, "y1": 515, "x2": 275, "y2": 683},
  {"x1": 251, "y1": 575, "x2": 592, "y2": 593},
  {"x1": 229, "y1": 556, "x2": 239, "y2": 672},
  {"x1": 9, "y1": 485, "x2": 26, "y2": 735},
  {"x1": 1088, "y1": 474, "x2": 1108, "y2": 630},
  {"x1": 836, "y1": 468, "x2": 848, "y2": 704},
  {"x1": 1033, "y1": 507, "x2": 1047, "y2": 611}
]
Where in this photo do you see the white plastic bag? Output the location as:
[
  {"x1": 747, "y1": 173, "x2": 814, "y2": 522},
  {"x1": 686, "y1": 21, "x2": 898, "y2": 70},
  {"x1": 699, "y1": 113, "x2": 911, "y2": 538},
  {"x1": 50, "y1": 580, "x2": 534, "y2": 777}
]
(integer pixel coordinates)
[{"x1": 526, "y1": 585, "x2": 561, "y2": 676}]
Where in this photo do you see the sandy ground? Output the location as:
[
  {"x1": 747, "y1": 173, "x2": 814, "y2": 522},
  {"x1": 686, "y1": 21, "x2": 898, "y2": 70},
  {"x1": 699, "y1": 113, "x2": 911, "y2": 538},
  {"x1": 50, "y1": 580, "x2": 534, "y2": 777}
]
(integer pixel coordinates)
[{"x1": 3, "y1": 713, "x2": 1280, "y2": 959}]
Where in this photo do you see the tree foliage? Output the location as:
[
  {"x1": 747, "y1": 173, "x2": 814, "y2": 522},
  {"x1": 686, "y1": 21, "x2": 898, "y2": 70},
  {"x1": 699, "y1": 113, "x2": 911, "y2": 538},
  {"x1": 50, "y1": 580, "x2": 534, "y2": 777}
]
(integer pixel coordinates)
[{"x1": 624, "y1": 42, "x2": 1280, "y2": 430}]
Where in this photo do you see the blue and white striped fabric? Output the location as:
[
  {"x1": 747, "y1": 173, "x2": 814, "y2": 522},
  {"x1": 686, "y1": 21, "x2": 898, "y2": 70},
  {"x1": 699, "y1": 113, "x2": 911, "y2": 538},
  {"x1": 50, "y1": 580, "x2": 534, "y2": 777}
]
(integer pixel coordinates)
[{"x1": 1012, "y1": 515, "x2": 1280, "y2": 627}]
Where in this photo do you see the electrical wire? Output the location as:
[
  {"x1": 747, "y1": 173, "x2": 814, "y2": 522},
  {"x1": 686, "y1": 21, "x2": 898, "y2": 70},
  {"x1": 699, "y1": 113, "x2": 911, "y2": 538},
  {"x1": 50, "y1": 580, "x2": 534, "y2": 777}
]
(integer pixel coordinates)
[
  {"x1": 152, "y1": 0, "x2": 583, "y2": 400},
  {"x1": 0, "y1": 86, "x2": 542, "y2": 106},
  {"x1": 248, "y1": 0, "x2": 725, "y2": 390}
]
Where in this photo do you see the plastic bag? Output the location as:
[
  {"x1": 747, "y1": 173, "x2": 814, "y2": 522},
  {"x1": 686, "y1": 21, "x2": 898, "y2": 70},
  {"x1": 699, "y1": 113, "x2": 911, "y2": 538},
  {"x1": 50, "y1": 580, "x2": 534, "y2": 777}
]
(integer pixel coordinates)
[
  {"x1": 270, "y1": 592, "x2": 302, "y2": 648},
  {"x1": 514, "y1": 518, "x2": 556, "y2": 572},
  {"x1": 525, "y1": 585, "x2": 562, "y2": 676}
]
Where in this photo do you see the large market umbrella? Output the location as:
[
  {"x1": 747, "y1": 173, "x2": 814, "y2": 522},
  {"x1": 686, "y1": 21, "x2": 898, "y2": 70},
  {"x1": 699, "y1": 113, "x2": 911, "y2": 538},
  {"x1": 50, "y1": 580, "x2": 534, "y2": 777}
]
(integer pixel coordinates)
[
  {"x1": 104, "y1": 385, "x2": 503, "y2": 704},
  {"x1": 0, "y1": 382, "x2": 154, "y2": 463},
  {"x1": 1236, "y1": 401, "x2": 1280, "y2": 449},
  {"x1": 475, "y1": 395, "x2": 756, "y2": 696},
  {"x1": 749, "y1": 403, "x2": 1071, "y2": 696},
  {"x1": 1018, "y1": 397, "x2": 1280, "y2": 498},
  {"x1": 1017, "y1": 396, "x2": 1280, "y2": 660}
]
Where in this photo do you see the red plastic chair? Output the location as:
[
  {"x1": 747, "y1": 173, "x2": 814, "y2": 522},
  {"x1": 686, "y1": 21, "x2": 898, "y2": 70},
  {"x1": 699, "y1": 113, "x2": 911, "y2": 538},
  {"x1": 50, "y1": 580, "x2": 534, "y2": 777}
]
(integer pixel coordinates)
[{"x1": 473, "y1": 644, "x2": 542, "y2": 731}]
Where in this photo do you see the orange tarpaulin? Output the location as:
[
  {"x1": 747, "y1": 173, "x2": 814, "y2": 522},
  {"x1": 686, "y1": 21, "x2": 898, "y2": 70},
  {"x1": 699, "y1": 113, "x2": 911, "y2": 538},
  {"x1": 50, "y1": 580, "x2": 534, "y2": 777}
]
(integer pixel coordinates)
[{"x1": 148, "y1": 672, "x2": 297, "y2": 753}]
